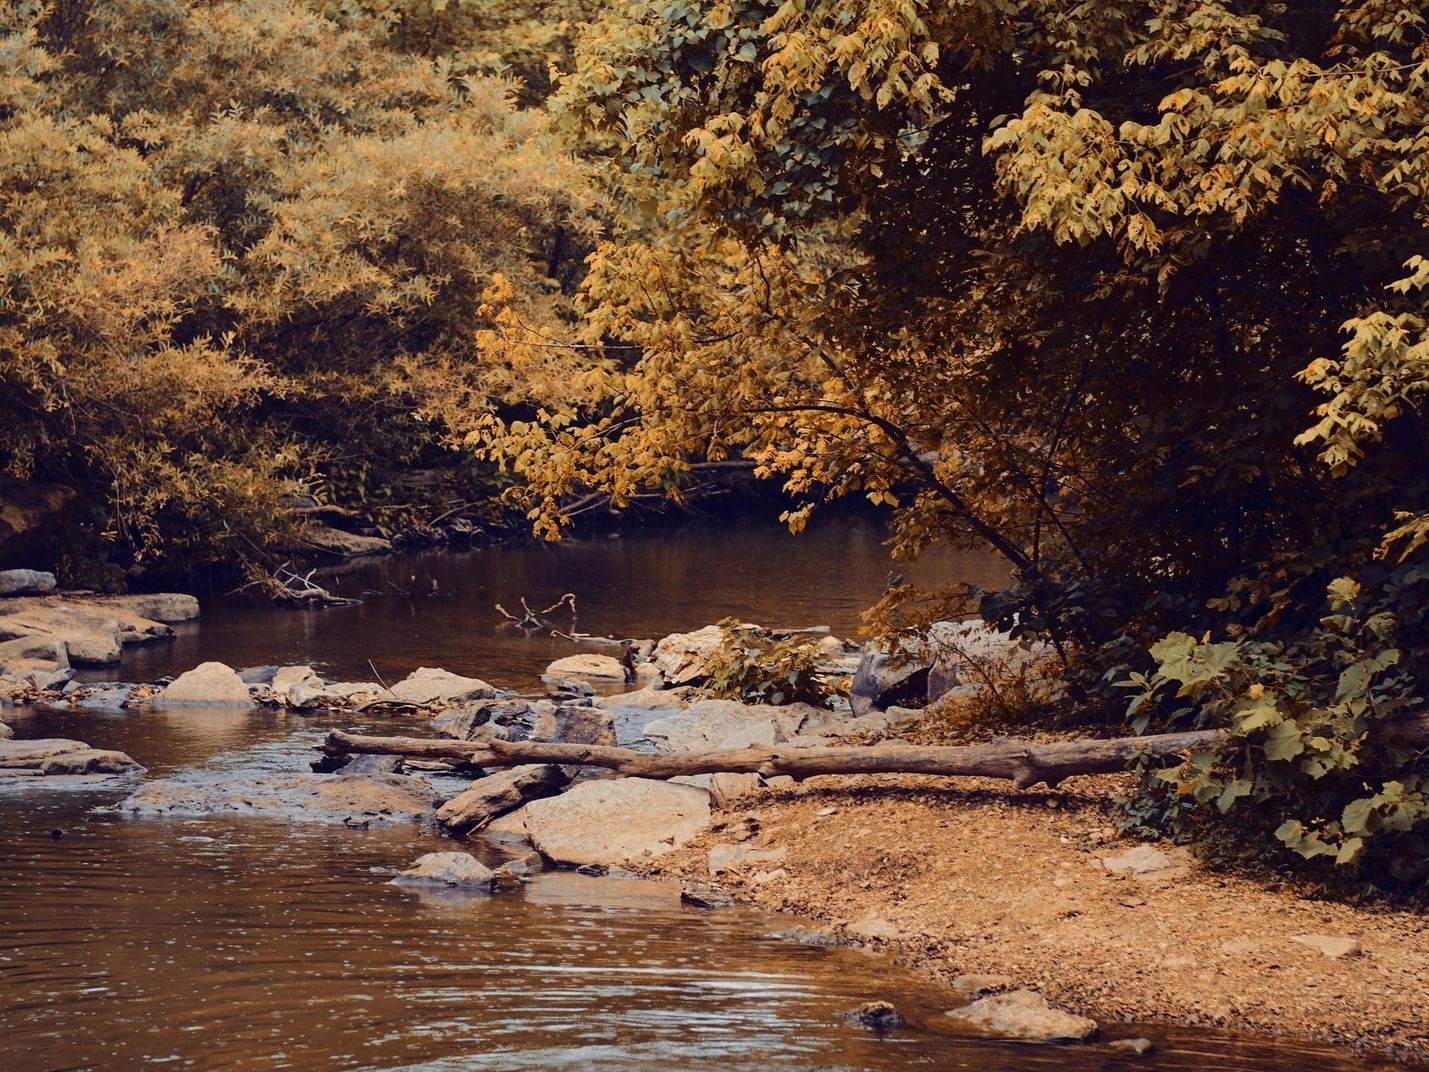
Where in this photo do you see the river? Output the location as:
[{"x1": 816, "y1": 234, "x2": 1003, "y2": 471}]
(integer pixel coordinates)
[{"x1": 2, "y1": 523, "x2": 1416, "y2": 1069}]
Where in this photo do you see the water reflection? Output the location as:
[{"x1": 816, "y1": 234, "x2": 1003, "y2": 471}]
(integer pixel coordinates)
[{"x1": 86, "y1": 521, "x2": 1011, "y2": 689}]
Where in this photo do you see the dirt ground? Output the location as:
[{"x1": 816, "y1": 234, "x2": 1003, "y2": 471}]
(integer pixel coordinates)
[{"x1": 642, "y1": 771, "x2": 1429, "y2": 1060}]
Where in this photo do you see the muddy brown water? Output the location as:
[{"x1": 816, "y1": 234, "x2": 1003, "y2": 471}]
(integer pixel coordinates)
[{"x1": 4, "y1": 524, "x2": 1421, "y2": 1069}]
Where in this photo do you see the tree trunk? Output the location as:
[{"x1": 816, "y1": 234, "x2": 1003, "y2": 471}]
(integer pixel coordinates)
[
  {"x1": 435, "y1": 763, "x2": 570, "y2": 833},
  {"x1": 324, "y1": 714, "x2": 1429, "y2": 791}
]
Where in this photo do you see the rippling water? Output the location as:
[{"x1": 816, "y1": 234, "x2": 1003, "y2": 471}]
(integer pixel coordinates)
[{"x1": 6, "y1": 527, "x2": 1424, "y2": 1070}]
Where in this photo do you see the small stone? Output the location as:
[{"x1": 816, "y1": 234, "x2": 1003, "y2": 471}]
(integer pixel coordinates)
[
  {"x1": 680, "y1": 882, "x2": 734, "y2": 909},
  {"x1": 845, "y1": 913, "x2": 904, "y2": 941},
  {"x1": 952, "y1": 974, "x2": 1014, "y2": 996},
  {"x1": 390, "y1": 852, "x2": 496, "y2": 890},
  {"x1": 1109, "y1": 1038, "x2": 1155, "y2": 1055},
  {"x1": 1291, "y1": 934, "x2": 1362, "y2": 959},
  {"x1": 816, "y1": 806, "x2": 838, "y2": 817},
  {"x1": 842, "y1": 1000, "x2": 903, "y2": 1031}
]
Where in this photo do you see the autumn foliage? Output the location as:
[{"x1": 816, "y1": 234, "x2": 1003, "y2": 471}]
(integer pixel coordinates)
[
  {"x1": 4, "y1": 0, "x2": 1428, "y2": 886},
  {"x1": 0, "y1": 0, "x2": 596, "y2": 578}
]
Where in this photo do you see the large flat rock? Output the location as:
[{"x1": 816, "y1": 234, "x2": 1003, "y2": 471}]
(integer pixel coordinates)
[
  {"x1": 120, "y1": 772, "x2": 438, "y2": 823},
  {"x1": 517, "y1": 777, "x2": 711, "y2": 867},
  {"x1": 644, "y1": 698, "x2": 824, "y2": 752},
  {"x1": 0, "y1": 737, "x2": 143, "y2": 777}
]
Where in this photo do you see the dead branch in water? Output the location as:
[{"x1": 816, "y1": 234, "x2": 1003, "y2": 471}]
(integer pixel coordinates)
[
  {"x1": 233, "y1": 561, "x2": 359, "y2": 606},
  {"x1": 496, "y1": 592, "x2": 577, "y2": 630},
  {"x1": 323, "y1": 714, "x2": 1429, "y2": 791}
]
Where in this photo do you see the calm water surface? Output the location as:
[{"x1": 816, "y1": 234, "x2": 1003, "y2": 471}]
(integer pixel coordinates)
[
  {"x1": 95, "y1": 521, "x2": 1012, "y2": 689},
  {"x1": 6, "y1": 525, "x2": 1421, "y2": 1070}
]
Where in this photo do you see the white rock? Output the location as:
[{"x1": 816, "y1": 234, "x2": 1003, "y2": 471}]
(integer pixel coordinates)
[
  {"x1": 1292, "y1": 934, "x2": 1362, "y2": 959},
  {"x1": 390, "y1": 852, "x2": 497, "y2": 890},
  {"x1": 518, "y1": 778, "x2": 711, "y2": 867},
  {"x1": 389, "y1": 667, "x2": 496, "y2": 705},
  {"x1": 945, "y1": 989, "x2": 1098, "y2": 1043},
  {"x1": 159, "y1": 662, "x2": 255, "y2": 705},
  {"x1": 0, "y1": 634, "x2": 69, "y2": 674}
]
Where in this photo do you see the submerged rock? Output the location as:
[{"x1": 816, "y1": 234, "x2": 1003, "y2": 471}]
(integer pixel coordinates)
[
  {"x1": 389, "y1": 667, "x2": 496, "y2": 705},
  {"x1": 842, "y1": 1000, "x2": 904, "y2": 1031},
  {"x1": 157, "y1": 662, "x2": 254, "y2": 705},
  {"x1": 121, "y1": 772, "x2": 437, "y2": 823},
  {"x1": 517, "y1": 778, "x2": 711, "y2": 867},
  {"x1": 945, "y1": 989, "x2": 1098, "y2": 1043},
  {"x1": 390, "y1": 852, "x2": 497, "y2": 890},
  {"x1": 1109, "y1": 1038, "x2": 1155, "y2": 1055}
]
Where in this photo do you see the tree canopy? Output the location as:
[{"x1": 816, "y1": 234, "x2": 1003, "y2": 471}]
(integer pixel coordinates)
[
  {"x1": 0, "y1": 0, "x2": 597, "y2": 577},
  {"x1": 469, "y1": 0, "x2": 1429, "y2": 890}
]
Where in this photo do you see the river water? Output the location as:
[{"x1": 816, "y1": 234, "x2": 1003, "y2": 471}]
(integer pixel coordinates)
[{"x1": 3, "y1": 524, "x2": 1418, "y2": 1070}]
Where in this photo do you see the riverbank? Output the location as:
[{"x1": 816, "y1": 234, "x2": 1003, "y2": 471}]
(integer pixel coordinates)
[{"x1": 641, "y1": 771, "x2": 1429, "y2": 1061}]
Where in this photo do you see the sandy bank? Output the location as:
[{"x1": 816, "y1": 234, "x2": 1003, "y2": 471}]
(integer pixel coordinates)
[{"x1": 643, "y1": 772, "x2": 1429, "y2": 1061}]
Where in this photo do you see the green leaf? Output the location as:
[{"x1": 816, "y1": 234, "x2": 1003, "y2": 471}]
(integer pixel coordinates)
[{"x1": 1263, "y1": 719, "x2": 1304, "y2": 762}]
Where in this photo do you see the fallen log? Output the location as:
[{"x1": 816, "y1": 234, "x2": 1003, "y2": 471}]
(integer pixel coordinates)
[
  {"x1": 435, "y1": 763, "x2": 570, "y2": 832},
  {"x1": 324, "y1": 715, "x2": 1429, "y2": 790}
]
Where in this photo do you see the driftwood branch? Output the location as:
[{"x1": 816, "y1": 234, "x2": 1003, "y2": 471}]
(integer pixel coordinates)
[
  {"x1": 324, "y1": 715, "x2": 1429, "y2": 791},
  {"x1": 323, "y1": 729, "x2": 1175, "y2": 790}
]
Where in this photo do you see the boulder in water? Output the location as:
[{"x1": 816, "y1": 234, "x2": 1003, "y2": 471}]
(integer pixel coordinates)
[
  {"x1": 543, "y1": 653, "x2": 627, "y2": 685},
  {"x1": 389, "y1": 667, "x2": 496, "y2": 705},
  {"x1": 158, "y1": 662, "x2": 254, "y2": 705},
  {"x1": 390, "y1": 852, "x2": 497, "y2": 890},
  {"x1": 650, "y1": 625, "x2": 727, "y2": 685}
]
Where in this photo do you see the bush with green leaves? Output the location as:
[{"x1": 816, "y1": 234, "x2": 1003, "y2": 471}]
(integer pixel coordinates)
[
  {"x1": 701, "y1": 619, "x2": 839, "y2": 708},
  {"x1": 1120, "y1": 577, "x2": 1427, "y2": 893}
]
